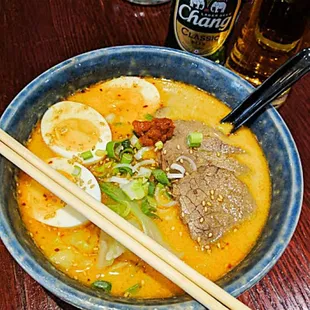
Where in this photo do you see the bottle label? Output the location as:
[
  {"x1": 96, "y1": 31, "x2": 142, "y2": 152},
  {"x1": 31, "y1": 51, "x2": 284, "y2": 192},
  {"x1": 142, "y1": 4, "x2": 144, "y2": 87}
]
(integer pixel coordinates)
[{"x1": 173, "y1": 0, "x2": 241, "y2": 56}]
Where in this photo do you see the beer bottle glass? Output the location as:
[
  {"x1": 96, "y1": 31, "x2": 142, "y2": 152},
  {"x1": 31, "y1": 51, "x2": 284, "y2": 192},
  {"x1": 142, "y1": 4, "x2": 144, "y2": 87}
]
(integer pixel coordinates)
[
  {"x1": 225, "y1": 0, "x2": 309, "y2": 87},
  {"x1": 166, "y1": 0, "x2": 242, "y2": 64}
]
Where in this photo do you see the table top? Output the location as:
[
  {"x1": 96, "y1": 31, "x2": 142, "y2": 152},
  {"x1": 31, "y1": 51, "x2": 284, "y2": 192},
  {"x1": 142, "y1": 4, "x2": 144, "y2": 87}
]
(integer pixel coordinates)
[{"x1": 0, "y1": 1, "x2": 309, "y2": 309}]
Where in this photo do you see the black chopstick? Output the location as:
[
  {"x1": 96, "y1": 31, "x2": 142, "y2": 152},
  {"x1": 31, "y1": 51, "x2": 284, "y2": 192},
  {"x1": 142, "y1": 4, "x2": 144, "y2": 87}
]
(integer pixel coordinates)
[{"x1": 221, "y1": 48, "x2": 310, "y2": 133}]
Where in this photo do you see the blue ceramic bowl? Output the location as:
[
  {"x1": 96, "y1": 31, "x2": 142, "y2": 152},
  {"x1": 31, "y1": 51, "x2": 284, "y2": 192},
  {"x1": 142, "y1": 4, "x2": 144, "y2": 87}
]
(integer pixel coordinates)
[{"x1": 0, "y1": 46, "x2": 303, "y2": 310}]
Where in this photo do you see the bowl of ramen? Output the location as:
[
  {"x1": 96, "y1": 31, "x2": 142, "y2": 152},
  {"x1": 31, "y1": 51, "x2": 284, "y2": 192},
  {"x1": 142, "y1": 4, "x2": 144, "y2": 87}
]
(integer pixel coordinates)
[{"x1": 0, "y1": 46, "x2": 303, "y2": 310}]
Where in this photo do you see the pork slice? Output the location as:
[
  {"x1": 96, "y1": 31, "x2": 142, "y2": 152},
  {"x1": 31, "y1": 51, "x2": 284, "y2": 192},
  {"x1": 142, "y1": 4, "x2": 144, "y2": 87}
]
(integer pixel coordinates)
[
  {"x1": 161, "y1": 120, "x2": 247, "y2": 175},
  {"x1": 173, "y1": 165, "x2": 256, "y2": 246}
]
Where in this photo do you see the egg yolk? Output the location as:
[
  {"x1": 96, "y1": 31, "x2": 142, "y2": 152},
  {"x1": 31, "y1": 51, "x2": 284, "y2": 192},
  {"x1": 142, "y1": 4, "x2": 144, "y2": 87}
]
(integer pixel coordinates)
[
  {"x1": 52, "y1": 118, "x2": 100, "y2": 152},
  {"x1": 104, "y1": 87, "x2": 157, "y2": 121}
]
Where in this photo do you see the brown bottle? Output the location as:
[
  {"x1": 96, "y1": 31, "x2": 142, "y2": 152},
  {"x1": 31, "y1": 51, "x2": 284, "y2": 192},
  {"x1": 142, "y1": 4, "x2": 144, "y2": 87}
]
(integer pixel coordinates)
[
  {"x1": 166, "y1": 0, "x2": 242, "y2": 64},
  {"x1": 225, "y1": 0, "x2": 310, "y2": 86}
]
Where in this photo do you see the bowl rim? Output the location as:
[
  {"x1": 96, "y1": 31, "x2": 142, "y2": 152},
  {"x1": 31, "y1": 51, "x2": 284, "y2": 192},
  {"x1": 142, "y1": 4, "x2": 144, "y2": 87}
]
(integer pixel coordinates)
[{"x1": 0, "y1": 45, "x2": 304, "y2": 310}]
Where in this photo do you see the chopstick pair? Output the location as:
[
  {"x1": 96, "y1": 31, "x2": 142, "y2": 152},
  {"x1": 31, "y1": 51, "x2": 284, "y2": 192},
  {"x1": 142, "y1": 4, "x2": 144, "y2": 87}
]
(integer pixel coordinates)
[
  {"x1": 0, "y1": 128, "x2": 250, "y2": 310},
  {"x1": 221, "y1": 48, "x2": 310, "y2": 133}
]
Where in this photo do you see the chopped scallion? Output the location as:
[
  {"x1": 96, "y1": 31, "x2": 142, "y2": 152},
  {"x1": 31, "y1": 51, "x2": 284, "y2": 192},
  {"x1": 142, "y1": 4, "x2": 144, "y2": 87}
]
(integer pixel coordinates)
[
  {"x1": 95, "y1": 149, "x2": 107, "y2": 157},
  {"x1": 121, "y1": 153, "x2": 133, "y2": 164},
  {"x1": 80, "y1": 150, "x2": 93, "y2": 160},
  {"x1": 106, "y1": 141, "x2": 121, "y2": 159},
  {"x1": 91, "y1": 280, "x2": 112, "y2": 292},
  {"x1": 187, "y1": 132, "x2": 203, "y2": 148},
  {"x1": 71, "y1": 165, "x2": 81, "y2": 177},
  {"x1": 121, "y1": 139, "x2": 131, "y2": 149},
  {"x1": 125, "y1": 283, "x2": 142, "y2": 295},
  {"x1": 141, "y1": 197, "x2": 159, "y2": 219},
  {"x1": 155, "y1": 141, "x2": 163, "y2": 150},
  {"x1": 135, "y1": 140, "x2": 142, "y2": 150},
  {"x1": 144, "y1": 114, "x2": 154, "y2": 121},
  {"x1": 152, "y1": 169, "x2": 170, "y2": 186},
  {"x1": 148, "y1": 181, "x2": 156, "y2": 197}
]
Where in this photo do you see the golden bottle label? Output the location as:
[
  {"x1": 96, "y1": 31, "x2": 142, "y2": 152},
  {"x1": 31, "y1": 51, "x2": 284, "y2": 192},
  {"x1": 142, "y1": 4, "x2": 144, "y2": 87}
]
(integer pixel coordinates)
[{"x1": 173, "y1": 0, "x2": 241, "y2": 56}]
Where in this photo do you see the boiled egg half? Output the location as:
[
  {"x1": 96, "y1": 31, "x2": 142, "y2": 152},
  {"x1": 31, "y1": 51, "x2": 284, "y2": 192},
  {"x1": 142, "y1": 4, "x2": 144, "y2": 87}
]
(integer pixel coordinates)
[
  {"x1": 100, "y1": 76, "x2": 161, "y2": 122},
  {"x1": 32, "y1": 157, "x2": 101, "y2": 228},
  {"x1": 41, "y1": 101, "x2": 112, "y2": 164}
]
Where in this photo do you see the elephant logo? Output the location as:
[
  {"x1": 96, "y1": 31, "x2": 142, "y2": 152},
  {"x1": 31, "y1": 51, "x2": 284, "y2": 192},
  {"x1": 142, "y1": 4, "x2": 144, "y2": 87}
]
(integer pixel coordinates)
[
  {"x1": 210, "y1": 1, "x2": 227, "y2": 13},
  {"x1": 189, "y1": 0, "x2": 205, "y2": 10}
]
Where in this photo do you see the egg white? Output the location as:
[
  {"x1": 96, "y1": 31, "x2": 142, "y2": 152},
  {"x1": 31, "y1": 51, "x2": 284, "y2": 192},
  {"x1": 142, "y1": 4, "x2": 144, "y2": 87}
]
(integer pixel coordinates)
[
  {"x1": 104, "y1": 76, "x2": 160, "y2": 107},
  {"x1": 41, "y1": 101, "x2": 112, "y2": 164},
  {"x1": 33, "y1": 157, "x2": 101, "y2": 228}
]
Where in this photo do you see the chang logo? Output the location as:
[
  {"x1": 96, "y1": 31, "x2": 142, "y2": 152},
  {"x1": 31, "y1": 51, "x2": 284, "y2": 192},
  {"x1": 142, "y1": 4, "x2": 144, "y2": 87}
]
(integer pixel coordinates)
[{"x1": 189, "y1": 0, "x2": 205, "y2": 10}]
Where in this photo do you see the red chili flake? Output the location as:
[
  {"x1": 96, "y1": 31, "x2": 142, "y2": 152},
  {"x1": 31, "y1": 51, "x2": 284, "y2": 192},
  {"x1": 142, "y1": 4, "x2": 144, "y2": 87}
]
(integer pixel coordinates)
[
  {"x1": 117, "y1": 94, "x2": 121, "y2": 97},
  {"x1": 21, "y1": 203, "x2": 26, "y2": 206},
  {"x1": 81, "y1": 89, "x2": 86, "y2": 93},
  {"x1": 227, "y1": 264, "x2": 232, "y2": 269},
  {"x1": 99, "y1": 88, "x2": 103, "y2": 92},
  {"x1": 43, "y1": 194, "x2": 47, "y2": 198},
  {"x1": 48, "y1": 161, "x2": 53, "y2": 164},
  {"x1": 143, "y1": 105, "x2": 148, "y2": 108},
  {"x1": 54, "y1": 248, "x2": 60, "y2": 252}
]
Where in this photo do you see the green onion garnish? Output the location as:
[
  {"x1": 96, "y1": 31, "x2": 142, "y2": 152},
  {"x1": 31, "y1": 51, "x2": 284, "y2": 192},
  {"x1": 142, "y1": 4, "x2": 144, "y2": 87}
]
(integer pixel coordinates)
[
  {"x1": 106, "y1": 141, "x2": 121, "y2": 159},
  {"x1": 144, "y1": 114, "x2": 154, "y2": 121},
  {"x1": 95, "y1": 149, "x2": 107, "y2": 157},
  {"x1": 135, "y1": 140, "x2": 142, "y2": 150},
  {"x1": 141, "y1": 197, "x2": 159, "y2": 219},
  {"x1": 152, "y1": 169, "x2": 170, "y2": 186},
  {"x1": 121, "y1": 139, "x2": 131, "y2": 149},
  {"x1": 80, "y1": 150, "x2": 93, "y2": 160},
  {"x1": 154, "y1": 141, "x2": 163, "y2": 150},
  {"x1": 114, "y1": 166, "x2": 133, "y2": 176},
  {"x1": 148, "y1": 181, "x2": 156, "y2": 197},
  {"x1": 91, "y1": 280, "x2": 112, "y2": 292},
  {"x1": 121, "y1": 153, "x2": 133, "y2": 164},
  {"x1": 187, "y1": 132, "x2": 203, "y2": 148},
  {"x1": 71, "y1": 165, "x2": 82, "y2": 177},
  {"x1": 125, "y1": 283, "x2": 142, "y2": 295}
]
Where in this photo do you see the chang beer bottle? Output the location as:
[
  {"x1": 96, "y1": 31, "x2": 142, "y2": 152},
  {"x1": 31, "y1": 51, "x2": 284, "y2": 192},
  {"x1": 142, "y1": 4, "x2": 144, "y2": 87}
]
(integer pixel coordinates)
[{"x1": 166, "y1": 0, "x2": 242, "y2": 64}]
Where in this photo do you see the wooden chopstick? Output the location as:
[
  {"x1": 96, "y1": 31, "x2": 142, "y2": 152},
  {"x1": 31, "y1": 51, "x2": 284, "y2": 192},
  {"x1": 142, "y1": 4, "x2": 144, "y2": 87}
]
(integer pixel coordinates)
[{"x1": 0, "y1": 129, "x2": 250, "y2": 310}]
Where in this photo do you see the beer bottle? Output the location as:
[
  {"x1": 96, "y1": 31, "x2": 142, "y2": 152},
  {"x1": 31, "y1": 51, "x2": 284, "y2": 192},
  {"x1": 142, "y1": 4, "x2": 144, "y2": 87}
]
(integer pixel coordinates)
[{"x1": 165, "y1": 0, "x2": 242, "y2": 64}]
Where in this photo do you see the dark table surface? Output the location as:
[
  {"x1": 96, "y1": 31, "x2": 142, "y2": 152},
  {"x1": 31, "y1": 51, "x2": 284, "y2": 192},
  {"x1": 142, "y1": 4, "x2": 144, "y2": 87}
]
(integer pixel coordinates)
[{"x1": 0, "y1": 1, "x2": 309, "y2": 309}]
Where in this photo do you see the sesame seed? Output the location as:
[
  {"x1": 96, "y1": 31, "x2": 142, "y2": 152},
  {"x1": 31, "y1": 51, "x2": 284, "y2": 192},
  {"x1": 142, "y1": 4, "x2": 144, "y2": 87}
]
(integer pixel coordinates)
[
  {"x1": 29, "y1": 232, "x2": 33, "y2": 237},
  {"x1": 74, "y1": 276, "x2": 78, "y2": 280},
  {"x1": 201, "y1": 246, "x2": 205, "y2": 251},
  {"x1": 218, "y1": 194, "x2": 223, "y2": 199},
  {"x1": 180, "y1": 158, "x2": 184, "y2": 164},
  {"x1": 217, "y1": 243, "x2": 221, "y2": 249},
  {"x1": 205, "y1": 245, "x2": 210, "y2": 250},
  {"x1": 165, "y1": 167, "x2": 170, "y2": 172},
  {"x1": 204, "y1": 207, "x2": 208, "y2": 212},
  {"x1": 141, "y1": 280, "x2": 145, "y2": 286},
  {"x1": 171, "y1": 226, "x2": 175, "y2": 231},
  {"x1": 163, "y1": 149, "x2": 167, "y2": 155},
  {"x1": 197, "y1": 236, "x2": 201, "y2": 242},
  {"x1": 207, "y1": 201, "x2": 212, "y2": 206},
  {"x1": 189, "y1": 149, "x2": 193, "y2": 154},
  {"x1": 210, "y1": 189, "x2": 215, "y2": 195},
  {"x1": 96, "y1": 274, "x2": 100, "y2": 278},
  {"x1": 93, "y1": 247, "x2": 99, "y2": 251},
  {"x1": 179, "y1": 231, "x2": 183, "y2": 237},
  {"x1": 90, "y1": 184, "x2": 95, "y2": 189},
  {"x1": 208, "y1": 232, "x2": 213, "y2": 238},
  {"x1": 202, "y1": 200, "x2": 206, "y2": 206},
  {"x1": 216, "y1": 152, "x2": 221, "y2": 157},
  {"x1": 177, "y1": 145, "x2": 180, "y2": 150},
  {"x1": 199, "y1": 217, "x2": 204, "y2": 223},
  {"x1": 124, "y1": 292, "x2": 130, "y2": 298},
  {"x1": 185, "y1": 172, "x2": 190, "y2": 176},
  {"x1": 181, "y1": 212, "x2": 185, "y2": 217},
  {"x1": 87, "y1": 179, "x2": 92, "y2": 184},
  {"x1": 233, "y1": 228, "x2": 238, "y2": 232},
  {"x1": 211, "y1": 195, "x2": 215, "y2": 200}
]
